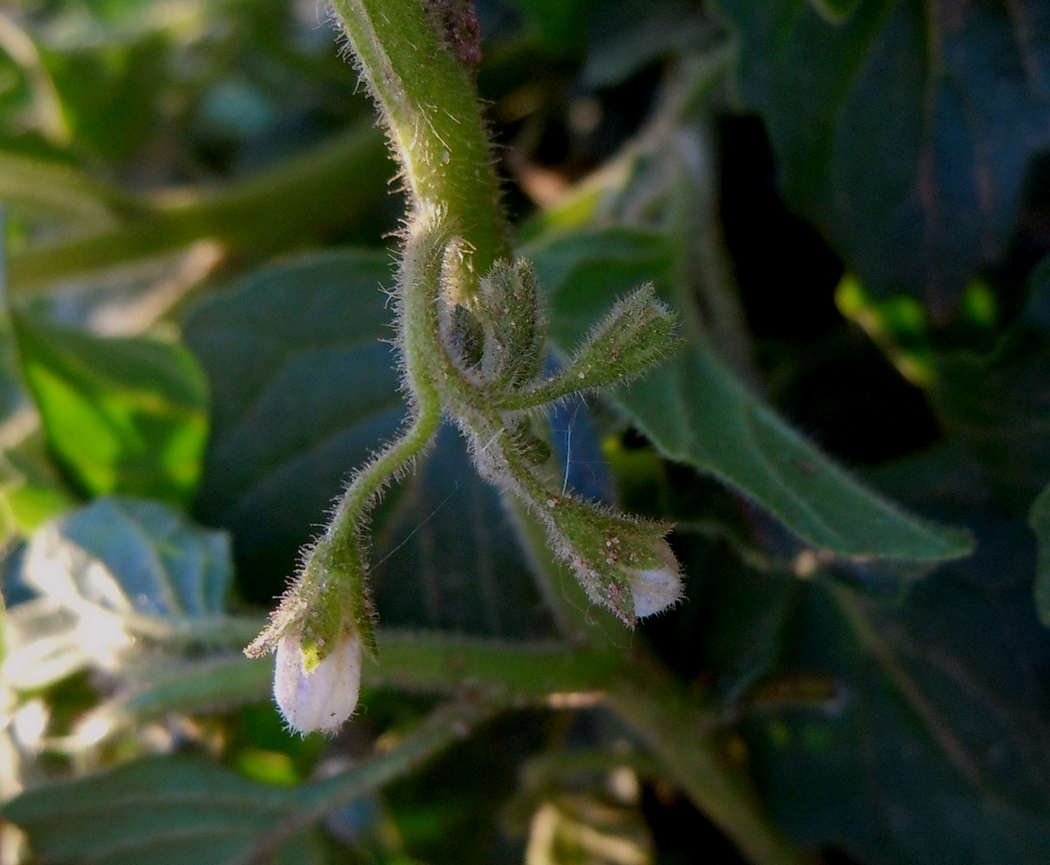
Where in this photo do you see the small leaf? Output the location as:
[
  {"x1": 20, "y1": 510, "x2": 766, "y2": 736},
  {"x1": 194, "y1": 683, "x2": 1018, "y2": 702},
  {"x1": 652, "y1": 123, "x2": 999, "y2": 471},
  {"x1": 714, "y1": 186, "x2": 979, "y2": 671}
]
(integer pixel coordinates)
[
  {"x1": 12, "y1": 311, "x2": 209, "y2": 505},
  {"x1": 473, "y1": 257, "x2": 545, "y2": 388},
  {"x1": 527, "y1": 227, "x2": 972, "y2": 560}
]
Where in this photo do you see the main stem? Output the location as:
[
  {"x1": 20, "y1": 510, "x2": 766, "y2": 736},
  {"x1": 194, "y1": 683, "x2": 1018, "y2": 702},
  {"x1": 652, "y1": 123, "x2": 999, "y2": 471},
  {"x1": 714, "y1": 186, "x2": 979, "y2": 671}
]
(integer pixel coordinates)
[{"x1": 329, "y1": 0, "x2": 510, "y2": 292}]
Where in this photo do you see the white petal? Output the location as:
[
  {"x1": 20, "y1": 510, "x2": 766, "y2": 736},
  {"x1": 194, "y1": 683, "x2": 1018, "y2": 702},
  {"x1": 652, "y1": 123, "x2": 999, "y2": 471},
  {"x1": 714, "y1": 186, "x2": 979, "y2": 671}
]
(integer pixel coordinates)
[
  {"x1": 630, "y1": 540, "x2": 683, "y2": 618},
  {"x1": 273, "y1": 631, "x2": 362, "y2": 735}
]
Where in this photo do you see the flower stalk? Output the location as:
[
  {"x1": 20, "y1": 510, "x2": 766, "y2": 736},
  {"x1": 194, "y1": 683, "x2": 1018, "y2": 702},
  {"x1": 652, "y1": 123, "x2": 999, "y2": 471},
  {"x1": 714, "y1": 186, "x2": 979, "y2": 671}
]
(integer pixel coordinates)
[{"x1": 248, "y1": 0, "x2": 687, "y2": 735}]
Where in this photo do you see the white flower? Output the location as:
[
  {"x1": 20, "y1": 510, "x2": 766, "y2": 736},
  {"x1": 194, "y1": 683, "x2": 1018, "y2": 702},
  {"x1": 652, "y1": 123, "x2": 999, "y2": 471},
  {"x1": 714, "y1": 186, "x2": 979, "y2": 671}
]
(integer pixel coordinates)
[
  {"x1": 273, "y1": 629, "x2": 362, "y2": 735},
  {"x1": 630, "y1": 540, "x2": 683, "y2": 618}
]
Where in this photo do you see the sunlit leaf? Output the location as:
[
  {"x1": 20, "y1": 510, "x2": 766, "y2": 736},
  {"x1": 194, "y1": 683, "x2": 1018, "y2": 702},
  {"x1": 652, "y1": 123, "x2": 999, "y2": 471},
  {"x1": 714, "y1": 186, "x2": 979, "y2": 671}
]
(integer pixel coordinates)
[
  {"x1": 12, "y1": 312, "x2": 209, "y2": 505},
  {"x1": 23, "y1": 496, "x2": 231, "y2": 624}
]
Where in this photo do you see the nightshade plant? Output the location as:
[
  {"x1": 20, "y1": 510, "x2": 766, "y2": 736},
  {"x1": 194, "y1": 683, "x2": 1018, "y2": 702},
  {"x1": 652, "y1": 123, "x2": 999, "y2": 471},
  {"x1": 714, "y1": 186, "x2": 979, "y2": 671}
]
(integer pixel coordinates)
[{"x1": 2, "y1": 1, "x2": 1050, "y2": 865}]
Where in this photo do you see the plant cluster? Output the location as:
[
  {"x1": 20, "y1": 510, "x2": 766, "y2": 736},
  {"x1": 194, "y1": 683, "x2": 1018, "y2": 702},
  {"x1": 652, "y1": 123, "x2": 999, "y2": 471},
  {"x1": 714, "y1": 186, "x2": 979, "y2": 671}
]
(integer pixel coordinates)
[{"x1": 0, "y1": 1, "x2": 1048, "y2": 865}]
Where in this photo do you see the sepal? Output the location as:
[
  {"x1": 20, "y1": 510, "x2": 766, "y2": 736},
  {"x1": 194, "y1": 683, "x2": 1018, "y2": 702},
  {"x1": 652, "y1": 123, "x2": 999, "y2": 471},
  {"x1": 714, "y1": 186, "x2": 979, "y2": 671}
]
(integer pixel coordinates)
[
  {"x1": 498, "y1": 284, "x2": 681, "y2": 410},
  {"x1": 537, "y1": 494, "x2": 682, "y2": 624}
]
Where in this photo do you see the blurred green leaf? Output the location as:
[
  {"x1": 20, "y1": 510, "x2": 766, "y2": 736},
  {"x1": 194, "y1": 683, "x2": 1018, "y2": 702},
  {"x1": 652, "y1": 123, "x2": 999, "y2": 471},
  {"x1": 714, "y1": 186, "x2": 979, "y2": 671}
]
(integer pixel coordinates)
[
  {"x1": 508, "y1": 0, "x2": 592, "y2": 56},
  {"x1": 183, "y1": 250, "x2": 552, "y2": 636},
  {"x1": 582, "y1": 0, "x2": 718, "y2": 88},
  {"x1": 12, "y1": 312, "x2": 209, "y2": 505},
  {"x1": 0, "y1": 428, "x2": 77, "y2": 534},
  {"x1": 23, "y1": 496, "x2": 231, "y2": 622},
  {"x1": 806, "y1": 0, "x2": 861, "y2": 22},
  {"x1": 41, "y1": 35, "x2": 167, "y2": 161},
  {"x1": 5, "y1": 697, "x2": 498, "y2": 865},
  {"x1": 0, "y1": 150, "x2": 124, "y2": 224},
  {"x1": 527, "y1": 227, "x2": 971, "y2": 560},
  {"x1": 933, "y1": 257, "x2": 1050, "y2": 513},
  {"x1": 719, "y1": 0, "x2": 1050, "y2": 315},
  {"x1": 0, "y1": 232, "x2": 75, "y2": 538},
  {"x1": 2, "y1": 754, "x2": 315, "y2": 864}
]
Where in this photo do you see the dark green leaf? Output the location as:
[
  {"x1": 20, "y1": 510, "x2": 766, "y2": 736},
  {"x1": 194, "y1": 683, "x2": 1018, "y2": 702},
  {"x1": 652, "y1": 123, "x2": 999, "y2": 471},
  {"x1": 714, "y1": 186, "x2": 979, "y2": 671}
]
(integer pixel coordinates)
[
  {"x1": 42, "y1": 35, "x2": 167, "y2": 162},
  {"x1": 719, "y1": 0, "x2": 1050, "y2": 314},
  {"x1": 1029, "y1": 482, "x2": 1050, "y2": 627},
  {"x1": 933, "y1": 257, "x2": 1050, "y2": 513},
  {"x1": 507, "y1": 0, "x2": 592, "y2": 56},
  {"x1": 12, "y1": 312, "x2": 209, "y2": 505},
  {"x1": 582, "y1": 0, "x2": 718, "y2": 87},
  {"x1": 182, "y1": 250, "x2": 552, "y2": 636},
  {"x1": 740, "y1": 542, "x2": 1050, "y2": 864},
  {"x1": 4, "y1": 698, "x2": 497, "y2": 865},
  {"x1": 806, "y1": 0, "x2": 861, "y2": 23},
  {"x1": 692, "y1": 453, "x2": 1050, "y2": 865},
  {"x1": 527, "y1": 227, "x2": 971, "y2": 560},
  {"x1": 4, "y1": 755, "x2": 298, "y2": 865}
]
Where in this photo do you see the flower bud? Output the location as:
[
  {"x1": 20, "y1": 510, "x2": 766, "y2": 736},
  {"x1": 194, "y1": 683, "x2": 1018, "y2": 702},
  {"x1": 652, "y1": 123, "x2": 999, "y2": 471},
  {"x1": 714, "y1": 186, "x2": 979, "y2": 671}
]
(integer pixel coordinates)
[
  {"x1": 273, "y1": 629, "x2": 362, "y2": 735},
  {"x1": 629, "y1": 540, "x2": 683, "y2": 618}
]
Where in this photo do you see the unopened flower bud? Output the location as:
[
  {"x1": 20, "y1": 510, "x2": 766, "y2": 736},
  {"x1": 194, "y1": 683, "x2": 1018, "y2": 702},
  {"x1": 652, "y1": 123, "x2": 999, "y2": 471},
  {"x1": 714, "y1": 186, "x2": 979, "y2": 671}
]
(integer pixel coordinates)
[
  {"x1": 629, "y1": 540, "x2": 682, "y2": 618},
  {"x1": 273, "y1": 629, "x2": 362, "y2": 735}
]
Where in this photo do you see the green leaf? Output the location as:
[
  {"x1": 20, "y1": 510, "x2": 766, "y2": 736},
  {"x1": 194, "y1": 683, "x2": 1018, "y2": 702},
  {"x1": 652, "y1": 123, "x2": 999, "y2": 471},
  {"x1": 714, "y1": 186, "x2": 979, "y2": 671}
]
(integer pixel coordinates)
[
  {"x1": 12, "y1": 312, "x2": 209, "y2": 505},
  {"x1": 507, "y1": 0, "x2": 593, "y2": 56},
  {"x1": 0, "y1": 149, "x2": 125, "y2": 224},
  {"x1": 0, "y1": 428, "x2": 78, "y2": 535},
  {"x1": 582, "y1": 0, "x2": 717, "y2": 87},
  {"x1": 719, "y1": 0, "x2": 1050, "y2": 314},
  {"x1": 737, "y1": 543, "x2": 1050, "y2": 864},
  {"x1": 41, "y1": 35, "x2": 168, "y2": 162},
  {"x1": 527, "y1": 227, "x2": 971, "y2": 560},
  {"x1": 4, "y1": 698, "x2": 498, "y2": 865},
  {"x1": 1029, "y1": 482, "x2": 1050, "y2": 627},
  {"x1": 182, "y1": 250, "x2": 553, "y2": 636},
  {"x1": 4, "y1": 755, "x2": 299, "y2": 865},
  {"x1": 806, "y1": 0, "x2": 861, "y2": 23},
  {"x1": 23, "y1": 496, "x2": 232, "y2": 622},
  {"x1": 933, "y1": 256, "x2": 1050, "y2": 513}
]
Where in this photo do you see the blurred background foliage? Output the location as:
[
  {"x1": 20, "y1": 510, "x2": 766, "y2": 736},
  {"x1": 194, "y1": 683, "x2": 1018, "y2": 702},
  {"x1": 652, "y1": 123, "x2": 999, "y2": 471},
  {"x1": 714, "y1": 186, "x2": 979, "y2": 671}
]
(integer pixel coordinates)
[{"x1": 1, "y1": 1, "x2": 1050, "y2": 864}]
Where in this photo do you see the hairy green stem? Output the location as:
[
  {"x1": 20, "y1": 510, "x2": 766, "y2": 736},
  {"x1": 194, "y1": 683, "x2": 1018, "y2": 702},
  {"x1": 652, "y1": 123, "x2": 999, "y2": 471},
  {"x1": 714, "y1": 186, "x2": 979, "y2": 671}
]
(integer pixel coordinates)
[
  {"x1": 329, "y1": 0, "x2": 510, "y2": 289},
  {"x1": 90, "y1": 632, "x2": 623, "y2": 735},
  {"x1": 322, "y1": 4, "x2": 805, "y2": 862}
]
